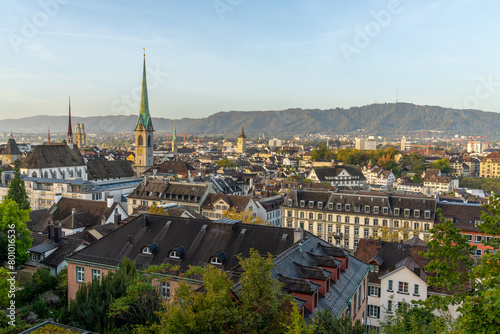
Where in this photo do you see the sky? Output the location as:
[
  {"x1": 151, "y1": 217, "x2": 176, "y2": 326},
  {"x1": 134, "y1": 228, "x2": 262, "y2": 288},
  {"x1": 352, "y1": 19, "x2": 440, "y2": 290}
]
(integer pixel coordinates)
[{"x1": 1, "y1": 0, "x2": 500, "y2": 120}]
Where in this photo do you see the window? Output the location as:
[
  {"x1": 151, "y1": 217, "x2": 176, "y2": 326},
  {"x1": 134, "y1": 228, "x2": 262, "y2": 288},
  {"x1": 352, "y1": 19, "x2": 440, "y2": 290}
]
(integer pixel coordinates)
[
  {"x1": 318, "y1": 214, "x2": 323, "y2": 220},
  {"x1": 373, "y1": 218, "x2": 378, "y2": 226},
  {"x1": 354, "y1": 239, "x2": 359, "y2": 248},
  {"x1": 365, "y1": 205, "x2": 370, "y2": 213},
  {"x1": 398, "y1": 281, "x2": 409, "y2": 293},
  {"x1": 394, "y1": 208, "x2": 400, "y2": 216},
  {"x1": 475, "y1": 235, "x2": 482, "y2": 244},
  {"x1": 374, "y1": 206, "x2": 379, "y2": 213},
  {"x1": 300, "y1": 200, "x2": 305, "y2": 207},
  {"x1": 364, "y1": 218, "x2": 369, "y2": 225},
  {"x1": 211, "y1": 257, "x2": 223, "y2": 265},
  {"x1": 355, "y1": 205, "x2": 361, "y2": 212},
  {"x1": 328, "y1": 236, "x2": 332, "y2": 243},
  {"x1": 328, "y1": 203, "x2": 333, "y2": 210},
  {"x1": 336, "y1": 226, "x2": 341, "y2": 234},
  {"x1": 383, "y1": 207, "x2": 388, "y2": 214},
  {"x1": 424, "y1": 223, "x2": 430, "y2": 231},
  {"x1": 309, "y1": 213, "x2": 313, "y2": 219},
  {"x1": 387, "y1": 300, "x2": 393, "y2": 313},
  {"x1": 388, "y1": 280, "x2": 393, "y2": 291},
  {"x1": 160, "y1": 281, "x2": 171, "y2": 299},
  {"x1": 287, "y1": 210, "x2": 292, "y2": 217},
  {"x1": 317, "y1": 224, "x2": 322, "y2": 232},
  {"x1": 31, "y1": 253, "x2": 38, "y2": 261},
  {"x1": 345, "y1": 204, "x2": 351, "y2": 211},
  {"x1": 169, "y1": 250, "x2": 180, "y2": 259},
  {"x1": 336, "y1": 215, "x2": 341, "y2": 222},
  {"x1": 354, "y1": 227, "x2": 359, "y2": 236},
  {"x1": 424, "y1": 210, "x2": 431, "y2": 219},
  {"x1": 91, "y1": 269, "x2": 101, "y2": 281},
  {"x1": 369, "y1": 286, "x2": 381, "y2": 297},
  {"x1": 383, "y1": 219, "x2": 387, "y2": 226},
  {"x1": 300, "y1": 212, "x2": 305, "y2": 219},
  {"x1": 142, "y1": 246, "x2": 152, "y2": 254},
  {"x1": 394, "y1": 220, "x2": 399, "y2": 228},
  {"x1": 309, "y1": 201, "x2": 314, "y2": 208},
  {"x1": 345, "y1": 227, "x2": 350, "y2": 235},
  {"x1": 318, "y1": 202, "x2": 323, "y2": 209},
  {"x1": 344, "y1": 239, "x2": 349, "y2": 247},
  {"x1": 309, "y1": 223, "x2": 313, "y2": 231},
  {"x1": 404, "y1": 209, "x2": 410, "y2": 217},
  {"x1": 414, "y1": 209, "x2": 420, "y2": 218},
  {"x1": 345, "y1": 216, "x2": 350, "y2": 223},
  {"x1": 404, "y1": 221, "x2": 409, "y2": 229},
  {"x1": 336, "y1": 203, "x2": 342, "y2": 210},
  {"x1": 76, "y1": 266, "x2": 85, "y2": 282},
  {"x1": 288, "y1": 199, "x2": 293, "y2": 206},
  {"x1": 414, "y1": 222, "x2": 419, "y2": 230},
  {"x1": 368, "y1": 305, "x2": 380, "y2": 319},
  {"x1": 364, "y1": 229, "x2": 369, "y2": 237},
  {"x1": 328, "y1": 225, "x2": 333, "y2": 233},
  {"x1": 414, "y1": 284, "x2": 419, "y2": 295},
  {"x1": 328, "y1": 214, "x2": 333, "y2": 221},
  {"x1": 354, "y1": 217, "x2": 359, "y2": 224},
  {"x1": 475, "y1": 249, "x2": 482, "y2": 256}
]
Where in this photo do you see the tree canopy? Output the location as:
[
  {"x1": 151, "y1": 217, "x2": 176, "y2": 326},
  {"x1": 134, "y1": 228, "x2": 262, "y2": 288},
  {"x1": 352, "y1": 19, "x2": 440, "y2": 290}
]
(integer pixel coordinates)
[
  {"x1": 6, "y1": 160, "x2": 30, "y2": 211},
  {"x1": 223, "y1": 208, "x2": 268, "y2": 225},
  {"x1": 0, "y1": 198, "x2": 32, "y2": 267}
]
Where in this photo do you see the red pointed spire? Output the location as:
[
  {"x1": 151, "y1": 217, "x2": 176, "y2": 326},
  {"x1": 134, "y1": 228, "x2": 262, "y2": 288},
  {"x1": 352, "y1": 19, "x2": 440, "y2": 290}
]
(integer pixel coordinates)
[{"x1": 67, "y1": 94, "x2": 73, "y2": 137}]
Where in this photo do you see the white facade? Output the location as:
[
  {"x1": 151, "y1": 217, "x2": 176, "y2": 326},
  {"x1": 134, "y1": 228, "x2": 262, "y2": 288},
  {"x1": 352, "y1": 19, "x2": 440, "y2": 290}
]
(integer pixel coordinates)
[
  {"x1": 269, "y1": 138, "x2": 283, "y2": 148},
  {"x1": 356, "y1": 136, "x2": 377, "y2": 151},
  {"x1": 21, "y1": 165, "x2": 87, "y2": 181}
]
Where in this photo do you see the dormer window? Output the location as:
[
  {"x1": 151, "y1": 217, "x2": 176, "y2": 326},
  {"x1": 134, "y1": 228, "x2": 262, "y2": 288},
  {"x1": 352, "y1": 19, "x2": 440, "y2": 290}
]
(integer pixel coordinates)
[
  {"x1": 169, "y1": 250, "x2": 180, "y2": 259},
  {"x1": 404, "y1": 209, "x2": 410, "y2": 217},
  {"x1": 345, "y1": 204, "x2": 351, "y2": 211},
  {"x1": 300, "y1": 200, "x2": 305, "y2": 207},
  {"x1": 364, "y1": 205, "x2": 370, "y2": 213},
  {"x1": 374, "y1": 206, "x2": 379, "y2": 213},
  {"x1": 288, "y1": 199, "x2": 293, "y2": 206},
  {"x1": 394, "y1": 208, "x2": 400, "y2": 216},
  {"x1": 318, "y1": 202, "x2": 323, "y2": 209},
  {"x1": 142, "y1": 246, "x2": 152, "y2": 254},
  {"x1": 383, "y1": 207, "x2": 388, "y2": 214},
  {"x1": 355, "y1": 205, "x2": 360, "y2": 212},
  {"x1": 336, "y1": 203, "x2": 342, "y2": 210},
  {"x1": 414, "y1": 210, "x2": 420, "y2": 218},
  {"x1": 142, "y1": 243, "x2": 157, "y2": 255},
  {"x1": 309, "y1": 201, "x2": 314, "y2": 208},
  {"x1": 424, "y1": 210, "x2": 431, "y2": 219},
  {"x1": 210, "y1": 257, "x2": 223, "y2": 265},
  {"x1": 328, "y1": 203, "x2": 333, "y2": 210}
]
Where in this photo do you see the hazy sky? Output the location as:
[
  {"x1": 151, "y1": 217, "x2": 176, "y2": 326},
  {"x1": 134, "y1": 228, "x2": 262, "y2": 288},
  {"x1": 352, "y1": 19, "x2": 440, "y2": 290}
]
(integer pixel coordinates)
[{"x1": 2, "y1": 0, "x2": 500, "y2": 120}]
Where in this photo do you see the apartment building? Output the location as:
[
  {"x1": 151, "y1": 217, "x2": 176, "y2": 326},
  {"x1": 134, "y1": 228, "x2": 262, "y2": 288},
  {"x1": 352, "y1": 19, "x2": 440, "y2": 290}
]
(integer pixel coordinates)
[
  {"x1": 480, "y1": 151, "x2": 500, "y2": 178},
  {"x1": 281, "y1": 190, "x2": 437, "y2": 251}
]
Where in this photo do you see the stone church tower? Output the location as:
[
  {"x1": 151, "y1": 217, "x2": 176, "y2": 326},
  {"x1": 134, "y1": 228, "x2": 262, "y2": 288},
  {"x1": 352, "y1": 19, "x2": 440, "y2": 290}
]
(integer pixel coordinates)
[
  {"x1": 133, "y1": 51, "x2": 154, "y2": 177},
  {"x1": 237, "y1": 125, "x2": 247, "y2": 154},
  {"x1": 74, "y1": 123, "x2": 86, "y2": 148}
]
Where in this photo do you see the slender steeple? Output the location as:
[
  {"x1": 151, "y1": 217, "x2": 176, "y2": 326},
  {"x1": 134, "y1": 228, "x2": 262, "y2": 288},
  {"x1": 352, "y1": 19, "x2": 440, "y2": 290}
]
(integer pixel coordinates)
[
  {"x1": 172, "y1": 120, "x2": 178, "y2": 154},
  {"x1": 48, "y1": 127, "x2": 51, "y2": 143},
  {"x1": 136, "y1": 49, "x2": 153, "y2": 131},
  {"x1": 238, "y1": 125, "x2": 246, "y2": 139},
  {"x1": 67, "y1": 94, "x2": 73, "y2": 137}
]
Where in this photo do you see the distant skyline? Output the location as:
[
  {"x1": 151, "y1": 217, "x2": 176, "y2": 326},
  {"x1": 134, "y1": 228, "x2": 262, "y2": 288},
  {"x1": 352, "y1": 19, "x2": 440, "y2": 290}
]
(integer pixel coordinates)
[{"x1": 2, "y1": 0, "x2": 500, "y2": 119}]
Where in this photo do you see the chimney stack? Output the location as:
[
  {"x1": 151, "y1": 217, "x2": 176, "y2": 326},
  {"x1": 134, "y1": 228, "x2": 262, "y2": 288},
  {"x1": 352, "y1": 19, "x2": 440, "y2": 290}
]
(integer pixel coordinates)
[
  {"x1": 114, "y1": 213, "x2": 122, "y2": 225},
  {"x1": 144, "y1": 214, "x2": 150, "y2": 228},
  {"x1": 48, "y1": 222, "x2": 55, "y2": 240},
  {"x1": 294, "y1": 227, "x2": 303, "y2": 244},
  {"x1": 54, "y1": 224, "x2": 62, "y2": 243},
  {"x1": 107, "y1": 196, "x2": 114, "y2": 208}
]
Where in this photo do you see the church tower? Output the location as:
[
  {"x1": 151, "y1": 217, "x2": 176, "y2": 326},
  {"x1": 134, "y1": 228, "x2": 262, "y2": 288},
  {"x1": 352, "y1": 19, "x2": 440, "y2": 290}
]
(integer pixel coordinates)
[
  {"x1": 133, "y1": 50, "x2": 154, "y2": 176},
  {"x1": 172, "y1": 121, "x2": 178, "y2": 154},
  {"x1": 66, "y1": 94, "x2": 74, "y2": 149},
  {"x1": 237, "y1": 125, "x2": 247, "y2": 154}
]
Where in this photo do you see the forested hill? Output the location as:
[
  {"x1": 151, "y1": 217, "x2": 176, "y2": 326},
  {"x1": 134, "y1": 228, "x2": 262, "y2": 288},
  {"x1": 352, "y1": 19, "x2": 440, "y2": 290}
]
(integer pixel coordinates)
[{"x1": 1, "y1": 103, "x2": 499, "y2": 138}]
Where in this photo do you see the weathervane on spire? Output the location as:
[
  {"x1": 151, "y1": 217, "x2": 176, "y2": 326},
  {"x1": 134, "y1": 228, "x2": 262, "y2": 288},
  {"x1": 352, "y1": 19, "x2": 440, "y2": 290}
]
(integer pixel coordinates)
[{"x1": 143, "y1": 47, "x2": 146, "y2": 57}]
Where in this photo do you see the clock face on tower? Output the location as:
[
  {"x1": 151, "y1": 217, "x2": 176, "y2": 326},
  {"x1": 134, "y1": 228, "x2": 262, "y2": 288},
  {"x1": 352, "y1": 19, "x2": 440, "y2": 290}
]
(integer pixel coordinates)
[{"x1": 138, "y1": 148, "x2": 143, "y2": 155}]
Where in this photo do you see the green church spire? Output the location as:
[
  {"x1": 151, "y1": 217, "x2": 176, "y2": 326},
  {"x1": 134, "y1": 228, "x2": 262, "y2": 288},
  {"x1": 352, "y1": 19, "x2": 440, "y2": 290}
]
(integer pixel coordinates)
[{"x1": 136, "y1": 49, "x2": 153, "y2": 131}]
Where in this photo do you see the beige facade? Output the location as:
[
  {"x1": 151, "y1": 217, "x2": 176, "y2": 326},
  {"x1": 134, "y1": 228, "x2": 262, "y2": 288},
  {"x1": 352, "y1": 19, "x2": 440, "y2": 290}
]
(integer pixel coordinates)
[
  {"x1": 282, "y1": 190, "x2": 436, "y2": 251},
  {"x1": 480, "y1": 152, "x2": 500, "y2": 178}
]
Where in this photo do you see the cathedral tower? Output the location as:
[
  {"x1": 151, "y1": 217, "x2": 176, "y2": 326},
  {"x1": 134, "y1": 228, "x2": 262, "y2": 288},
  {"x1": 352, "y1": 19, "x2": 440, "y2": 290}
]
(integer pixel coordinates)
[
  {"x1": 133, "y1": 50, "x2": 154, "y2": 176},
  {"x1": 237, "y1": 125, "x2": 247, "y2": 154}
]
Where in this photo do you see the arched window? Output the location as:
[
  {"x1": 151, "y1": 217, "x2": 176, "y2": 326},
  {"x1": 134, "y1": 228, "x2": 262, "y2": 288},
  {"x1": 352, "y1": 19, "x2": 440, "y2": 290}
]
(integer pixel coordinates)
[
  {"x1": 43, "y1": 171, "x2": 48, "y2": 178},
  {"x1": 32, "y1": 171, "x2": 37, "y2": 178},
  {"x1": 142, "y1": 246, "x2": 152, "y2": 254},
  {"x1": 210, "y1": 257, "x2": 222, "y2": 265},
  {"x1": 169, "y1": 250, "x2": 180, "y2": 259},
  {"x1": 138, "y1": 135, "x2": 144, "y2": 146},
  {"x1": 148, "y1": 135, "x2": 152, "y2": 147}
]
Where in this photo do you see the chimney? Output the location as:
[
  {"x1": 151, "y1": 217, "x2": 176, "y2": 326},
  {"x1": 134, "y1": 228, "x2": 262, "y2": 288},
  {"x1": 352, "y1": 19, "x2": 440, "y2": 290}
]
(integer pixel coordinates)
[
  {"x1": 55, "y1": 193, "x2": 62, "y2": 203},
  {"x1": 48, "y1": 222, "x2": 55, "y2": 240},
  {"x1": 128, "y1": 235, "x2": 132, "y2": 243},
  {"x1": 54, "y1": 224, "x2": 62, "y2": 243},
  {"x1": 101, "y1": 215, "x2": 106, "y2": 225},
  {"x1": 107, "y1": 196, "x2": 114, "y2": 208},
  {"x1": 294, "y1": 227, "x2": 303, "y2": 244},
  {"x1": 71, "y1": 208, "x2": 76, "y2": 229},
  {"x1": 114, "y1": 213, "x2": 122, "y2": 225},
  {"x1": 144, "y1": 214, "x2": 150, "y2": 228}
]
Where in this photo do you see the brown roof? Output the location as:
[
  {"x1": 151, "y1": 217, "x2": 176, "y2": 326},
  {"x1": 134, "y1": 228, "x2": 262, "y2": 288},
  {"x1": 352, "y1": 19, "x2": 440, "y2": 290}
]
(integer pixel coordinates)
[
  {"x1": 146, "y1": 161, "x2": 196, "y2": 176},
  {"x1": 201, "y1": 194, "x2": 252, "y2": 212},
  {"x1": 278, "y1": 274, "x2": 321, "y2": 295},
  {"x1": 33, "y1": 198, "x2": 118, "y2": 233},
  {"x1": 436, "y1": 202, "x2": 484, "y2": 233},
  {"x1": 128, "y1": 180, "x2": 209, "y2": 204},
  {"x1": 4, "y1": 137, "x2": 21, "y2": 155},
  {"x1": 482, "y1": 151, "x2": 500, "y2": 161},
  {"x1": 87, "y1": 160, "x2": 134, "y2": 180},
  {"x1": 20, "y1": 144, "x2": 85, "y2": 169}
]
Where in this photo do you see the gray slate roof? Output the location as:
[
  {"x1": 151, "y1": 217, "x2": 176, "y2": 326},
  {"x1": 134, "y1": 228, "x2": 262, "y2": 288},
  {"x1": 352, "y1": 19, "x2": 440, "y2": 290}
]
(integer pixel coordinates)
[{"x1": 20, "y1": 144, "x2": 85, "y2": 169}]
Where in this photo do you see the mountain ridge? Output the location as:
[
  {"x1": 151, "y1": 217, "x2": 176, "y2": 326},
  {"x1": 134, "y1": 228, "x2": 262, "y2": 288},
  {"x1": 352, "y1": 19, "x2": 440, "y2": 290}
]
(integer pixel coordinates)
[{"x1": 1, "y1": 103, "x2": 499, "y2": 139}]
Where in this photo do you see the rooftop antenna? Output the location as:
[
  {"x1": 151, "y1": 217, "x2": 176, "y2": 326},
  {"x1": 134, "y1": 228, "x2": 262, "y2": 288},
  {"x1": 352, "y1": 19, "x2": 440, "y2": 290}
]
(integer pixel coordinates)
[{"x1": 396, "y1": 89, "x2": 398, "y2": 104}]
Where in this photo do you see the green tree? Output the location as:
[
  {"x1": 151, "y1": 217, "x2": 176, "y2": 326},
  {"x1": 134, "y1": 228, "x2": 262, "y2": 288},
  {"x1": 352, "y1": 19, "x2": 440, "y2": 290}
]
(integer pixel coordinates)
[
  {"x1": 222, "y1": 208, "x2": 268, "y2": 225},
  {"x1": 6, "y1": 160, "x2": 30, "y2": 211},
  {"x1": 0, "y1": 198, "x2": 32, "y2": 267},
  {"x1": 399, "y1": 152, "x2": 426, "y2": 174},
  {"x1": 311, "y1": 144, "x2": 334, "y2": 161},
  {"x1": 429, "y1": 158, "x2": 451, "y2": 174},
  {"x1": 377, "y1": 302, "x2": 446, "y2": 334},
  {"x1": 216, "y1": 158, "x2": 238, "y2": 168},
  {"x1": 311, "y1": 309, "x2": 364, "y2": 334},
  {"x1": 421, "y1": 196, "x2": 500, "y2": 332}
]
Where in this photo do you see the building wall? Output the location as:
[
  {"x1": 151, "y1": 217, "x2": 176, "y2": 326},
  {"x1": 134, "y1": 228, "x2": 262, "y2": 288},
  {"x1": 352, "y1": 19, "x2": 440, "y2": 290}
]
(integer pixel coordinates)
[
  {"x1": 480, "y1": 158, "x2": 500, "y2": 178},
  {"x1": 67, "y1": 262, "x2": 111, "y2": 303}
]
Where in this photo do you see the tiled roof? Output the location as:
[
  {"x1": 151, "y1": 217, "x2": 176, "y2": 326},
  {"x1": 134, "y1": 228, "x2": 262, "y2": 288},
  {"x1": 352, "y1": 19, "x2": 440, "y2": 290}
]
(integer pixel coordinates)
[
  {"x1": 128, "y1": 180, "x2": 209, "y2": 203},
  {"x1": 20, "y1": 144, "x2": 85, "y2": 169},
  {"x1": 4, "y1": 137, "x2": 21, "y2": 155},
  {"x1": 87, "y1": 160, "x2": 135, "y2": 180},
  {"x1": 201, "y1": 194, "x2": 252, "y2": 212},
  {"x1": 436, "y1": 202, "x2": 484, "y2": 232}
]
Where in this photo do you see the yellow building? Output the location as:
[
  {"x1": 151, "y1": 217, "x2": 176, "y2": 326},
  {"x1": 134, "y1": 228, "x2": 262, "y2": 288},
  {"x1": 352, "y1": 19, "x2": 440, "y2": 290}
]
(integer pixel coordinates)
[{"x1": 480, "y1": 152, "x2": 500, "y2": 178}]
